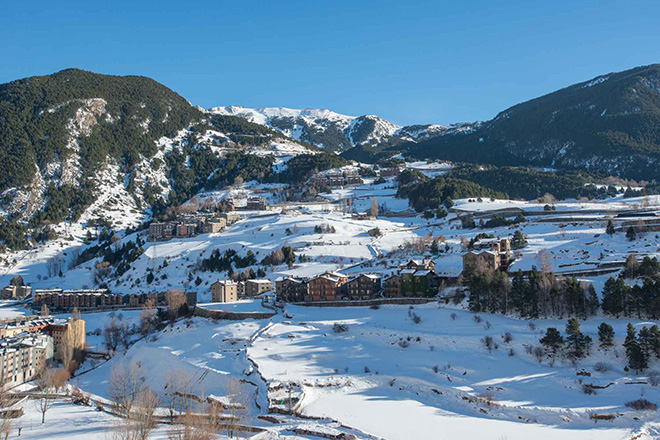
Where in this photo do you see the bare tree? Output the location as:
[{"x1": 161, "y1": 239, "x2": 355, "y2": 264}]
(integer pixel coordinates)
[
  {"x1": 34, "y1": 369, "x2": 56, "y2": 424},
  {"x1": 0, "y1": 387, "x2": 11, "y2": 440},
  {"x1": 50, "y1": 368, "x2": 70, "y2": 392},
  {"x1": 166, "y1": 289, "x2": 186, "y2": 323},
  {"x1": 369, "y1": 198, "x2": 379, "y2": 217},
  {"x1": 163, "y1": 369, "x2": 195, "y2": 421},
  {"x1": 60, "y1": 312, "x2": 85, "y2": 372},
  {"x1": 536, "y1": 249, "x2": 553, "y2": 274},
  {"x1": 104, "y1": 317, "x2": 122, "y2": 353},
  {"x1": 139, "y1": 299, "x2": 157, "y2": 337},
  {"x1": 224, "y1": 378, "x2": 248, "y2": 439},
  {"x1": 130, "y1": 387, "x2": 159, "y2": 440},
  {"x1": 108, "y1": 360, "x2": 146, "y2": 418},
  {"x1": 119, "y1": 320, "x2": 132, "y2": 350}
]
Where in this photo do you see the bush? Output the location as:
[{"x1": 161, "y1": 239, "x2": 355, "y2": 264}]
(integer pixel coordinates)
[
  {"x1": 482, "y1": 336, "x2": 494, "y2": 352},
  {"x1": 648, "y1": 371, "x2": 660, "y2": 387},
  {"x1": 412, "y1": 313, "x2": 421, "y2": 324},
  {"x1": 625, "y1": 399, "x2": 657, "y2": 411},
  {"x1": 332, "y1": 323, "x2": 349, "y2": 333},
  {"x1": 582, "y1": 384, "x2": 596, "y2": 395},
  {"x1": 450, "y1": 313, "x2": 457, "y2": 320},
  {"x1": 503, "y1": 332, "x2": 512, "y2": 343},
  {"x1": 473, "y1": 315, "x2": 482, "y2": 324},
  {"x1": 593, "y1": 362, "x2": 610, "y2": 373}
]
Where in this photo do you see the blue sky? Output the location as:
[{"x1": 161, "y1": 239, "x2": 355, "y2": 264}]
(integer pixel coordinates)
[{"x1": 2, "y1": 0, "x2": 659, "y2": 125}]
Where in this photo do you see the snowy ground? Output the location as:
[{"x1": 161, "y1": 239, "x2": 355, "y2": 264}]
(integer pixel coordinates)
[
  {"x1": 249, "y1": 304, "x2": 660, "y2": 440},
  {"x1": 4, "y1": 165, "x2": 660, "y2": 438}
]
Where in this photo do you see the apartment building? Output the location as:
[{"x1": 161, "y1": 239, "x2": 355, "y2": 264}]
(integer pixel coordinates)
[
  {"x1": 0, "y1": 333, "x2": 53, "y2": 390},
  {"x1": 211, "y1": 280, "x2": 238, "y2": 303},
  {"x1": 244, "y1": 279, "x2": 272, "y2": 297}
]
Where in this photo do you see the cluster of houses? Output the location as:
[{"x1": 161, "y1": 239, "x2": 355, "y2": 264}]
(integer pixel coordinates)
[
  {"x1": 32, "y1": 289, "x2": 197, "y2": 312},
  {"x1": 273, "y1": 260, "x2": 452, "y2": 303},
  {"x1": 208, "y1": 238, "x2": 514, "y2": 305},
  {"x1": 148, "y1": 211, "x2": 240, "y2": 241},
  {"x1": 0, "y1": 316, "x2": 85, "y2": 390}
]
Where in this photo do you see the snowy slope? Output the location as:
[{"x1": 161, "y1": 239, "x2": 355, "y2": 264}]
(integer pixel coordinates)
[{"x1": 208, "y1": 106, "x2": 470, "y2": 152}]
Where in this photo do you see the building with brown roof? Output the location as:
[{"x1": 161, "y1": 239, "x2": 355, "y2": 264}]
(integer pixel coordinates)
[
  {"x1": 344, "y1": 274, "x2": 382, "y2": 300},
  {"x1": 306, "y1": 272, "x2": 348, "y2": 302},
  {"x1": 275, "y1": 277, "x2": 307, "y2": 303}
]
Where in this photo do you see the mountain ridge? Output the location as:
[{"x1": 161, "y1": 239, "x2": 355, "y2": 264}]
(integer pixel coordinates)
[{"x1": 208, "y1": 105, "x2": 477, "y2": 152}]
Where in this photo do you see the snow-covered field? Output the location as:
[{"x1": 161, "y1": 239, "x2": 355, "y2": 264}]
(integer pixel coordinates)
[
  {"x1": 4, "y1": 165, "x2": 660, "y2": 438},
  {"x1": 42, "y1": 302, "x2": 660, "y2": 440},
  {"x1": 250, "y1": 304, "x2": 660, "y2": 440}
]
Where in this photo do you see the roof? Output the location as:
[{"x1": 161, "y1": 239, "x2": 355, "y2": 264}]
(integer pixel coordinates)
[
  {"x1": 247, "y1": 279, "x2": 271, "y2": 284},
  {"x1": 213, "y1": 280, "x2": 237, "y2": 286},
  {"x1": 414, "y1": 270, "x2": 431, "y2": 276},
  {"x1": 400, "y1": 269, "x2": 416, "y2": 274}
]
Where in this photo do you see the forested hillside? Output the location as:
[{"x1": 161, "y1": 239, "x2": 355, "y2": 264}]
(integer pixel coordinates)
[{"x1": 402, "y1": 64, "x2": 660, "y2": 180}]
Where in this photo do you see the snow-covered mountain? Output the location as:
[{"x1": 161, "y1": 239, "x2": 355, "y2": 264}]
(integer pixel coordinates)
[{"x1": 208, "y1": 106, "x2": 473, "y2": 152}]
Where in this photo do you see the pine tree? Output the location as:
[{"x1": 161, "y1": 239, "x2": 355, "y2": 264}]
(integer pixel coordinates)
[
  {"x1": 597, "y1": 322, "x2": 614, "y2": 348},
  {"x1": 649, "y1": 325, "x2": 660, "y2": 357},
  {"x1": 512, "y1": 230, "x2": 527, "y2": 249},
  {"x1": 624, "y1": 323, "x2": 648, "y2": 372},
  {"x1": 606, "y1": 219, "x2": 615, "y2": 236},
  {"x1": 626, "y1": 226, "x2": 637, "y2": 241},
  {"x1": 540, "y1": 327, "x2": 564, "y2": 356},
  {"x1": 430, "y1": 239, "x2": 439, "y2": 254},
  {"x1": 638, "y1": 326, "x2": 653, "y2": 358},
  {"x1": 586, "y1": 284, "x2": 599, "y2": 316},
  {"x1": 601, "y1": 277, "x2": 625, "y2": 316},
  {"x1": 628, "y1": 344, "x2": 648, "y2": 373},
  {"x1": 565, "y1": 318, "x2": 592, "y2": 359}
]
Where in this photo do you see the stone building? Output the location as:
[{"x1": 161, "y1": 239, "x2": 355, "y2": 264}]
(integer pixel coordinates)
[
  {"x1": 344, "y1": 274, "x2": 382, "y2": 300},
  {"x1": 462, "y1": 237, "x2": 512, "y2": 274},
  {"x1": 244, "y1": 279, "x2": 272, "y2": 297},
  {"x1": 306, "y1": 272, "x2": 348, "y2": 302},
  {"x1": 275, "y1": 277, "x2": 307, "y2": 303},
  {"x1": 211, "y1": 280, "x2": 238, "y2": 303},
  {"x1": 0, "y1": 285, "x2": 32, "y2": 300},
  {"x1": 384, "y1": 275, "x2": 400, "y2": 298},
  {"x1": 399, "y1": 269, "x2": 439, "y2": 297}
]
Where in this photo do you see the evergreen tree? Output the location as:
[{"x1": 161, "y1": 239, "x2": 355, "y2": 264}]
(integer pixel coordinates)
[
  {"x1": 586, "y1": 284, "x2": 599, "y2": 316},
  {"x1": 597, "y1": 322, "x2": 614, "y2": 348},
  {"x1": 606, "y1": 219, "x2": 615, "y2": 236},
  {"x1": 565, "y1": 318, "x2": 592, "y2": 359},
  {"x1": 626, "y1": 226, "x2": 637, "y2": 241},
  {"x1": 539, "y1": 327, "x2": 564, "y2": 356},
  {"x1": 601, "y1": 277, "x2": 625, "y2": 316},
  {"x1": 9, "y1": 275, "x2": 23, "y2": 286},
  {"x1": 512, "y1": 230, "x2": 527, "y2": 249},
  {"x1": 430, "y1": 239, "x2": 439, "y2": 254},
  {"x1": 624, "y1": 323, "x2": 648, "y2": 372}
]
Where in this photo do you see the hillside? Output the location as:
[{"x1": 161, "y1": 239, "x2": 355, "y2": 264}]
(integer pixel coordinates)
[
  {"x1": 401, "y1": 64, "x2": 660, "y2": 180},
  {"x1": 0, "y1": 69, "x2": 319, "y2": 251}
]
